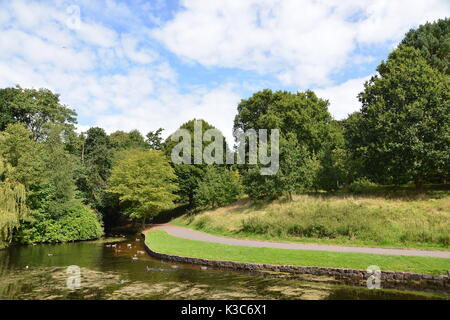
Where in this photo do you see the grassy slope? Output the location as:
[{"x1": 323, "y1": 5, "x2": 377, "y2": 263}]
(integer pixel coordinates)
[
  {"x1": 146, "y1": 230, "x2": 450, "y2": 275},
  {"x1": 172, "y1": 189, "x2": 450, "y2": 251}
]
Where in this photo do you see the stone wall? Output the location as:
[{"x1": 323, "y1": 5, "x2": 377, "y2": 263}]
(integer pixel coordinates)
[{"x1": 142, "y1": 233, "x2": 449, "y2": 289}]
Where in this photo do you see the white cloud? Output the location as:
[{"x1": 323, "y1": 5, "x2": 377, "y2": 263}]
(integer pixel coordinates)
[
  {"x1": 94, "y1": 83, "x2": 240, "y2": 144},
  {"x1": 315, "y1": 76, "x2": 371, "y2": 120},
  {"x1": 1, "y1": 0, "x2": 449, "y2": 144},
  {"x1": 0, "y1": 0, "x2": 240, "y2": 144},
  {"x1": 120, "y1": 34, "x2": 158, "y2": 64},
  {"x1": 76, "y1": 22, "x2": 118, "y2": 48},
  {"x1": 153, "y1": 0, "x2": 450, "y2": 87}
]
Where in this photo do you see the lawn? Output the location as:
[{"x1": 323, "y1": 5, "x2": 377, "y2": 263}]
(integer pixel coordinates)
[
  {"x1": 172, "y1": 187, "x2": 450, "y2": 251},
  {"x1": 146, "y1": 230, "x2": 450, "y2": 275}
]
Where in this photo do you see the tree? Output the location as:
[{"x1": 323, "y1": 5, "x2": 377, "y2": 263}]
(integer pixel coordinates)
[
  {"x1": 280, "y1": 133, "x2": 321, "y2": 200},
  {"x1": 233, "y1": 89, "x2": 336, "y2": 199},
  {"x1": 164, "y1": 119, "x2": 228, "y2": 206},
  {"x1": 109, "y1": 130, "x2": 147, "y2": 150},
  {"x1": 0, "y1": 123, "x2": 103, "y2": 244},
  {"x1": 0, "y1": 86, "x2": 77, "y2": 140},
  {"x1": 0, "y1": 156, "x2": 29, "y2": 247},
  {"x1": 194, "y1": 167, "x2": 243, "y2": 208},
  {"x1": 234, "y1": 89, "x2": 333, "y2": 155},
  {"x1": 146, "y1": 128, "x2": 164, "y2": 150},
  {"x1": 76, "y1": 127, "x2": 112, "y2": 210},
  {"x1": 400, "y1": 18, "x2": 450, "y2": 75},
  {"x1": 108, "y1": 150, "x2": 178, "y2": 226},
  {"x1": 0, "y1": 123, "x2": 44, "y2": 188},
  {"x1": 352, "y1": 46, "x2": 450, "y2": 188}
]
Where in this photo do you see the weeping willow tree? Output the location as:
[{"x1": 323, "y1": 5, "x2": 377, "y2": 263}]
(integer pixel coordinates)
[{"x1": 0, "y1": 155, "x2": 29, "y2": 247}]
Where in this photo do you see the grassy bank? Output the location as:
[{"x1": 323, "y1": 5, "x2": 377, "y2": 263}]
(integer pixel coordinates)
[
  {"x1": 172, "y1": 190, "x2": 450, "y2": 251},
  {"x1": 146, "y1": 230, "x2": 450, "y2": 275}
]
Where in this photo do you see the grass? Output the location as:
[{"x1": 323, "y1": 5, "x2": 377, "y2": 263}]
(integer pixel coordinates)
[
  {"x1": 146, "y1": 230, "x2": 450, "y2": 275},
  {"x1": 172, "y1": 186, "x2": 450, "y2": 251}
]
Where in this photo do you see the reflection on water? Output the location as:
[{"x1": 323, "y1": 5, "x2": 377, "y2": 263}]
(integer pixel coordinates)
[{"x1": 0, "y1": 235, "x2": 447, "y2": 300}]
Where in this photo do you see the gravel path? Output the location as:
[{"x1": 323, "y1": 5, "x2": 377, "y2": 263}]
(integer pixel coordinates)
[{"x1": 146, "y1": 225, "x2": 450, "y2": 258}]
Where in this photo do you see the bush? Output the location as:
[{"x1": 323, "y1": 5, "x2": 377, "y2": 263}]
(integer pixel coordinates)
[
  {"x1": 242, "y1": 168, "x2": 283, "y2": 201},
  {"x1": 15, "y1": 201, "x2": 104, "y2": 243},
  {"x1": 347, "y1": 178, "x2": 378, "y2": 194},
  {"x1": 194, "y1": 167, "x2": 243, "y2": 208}
]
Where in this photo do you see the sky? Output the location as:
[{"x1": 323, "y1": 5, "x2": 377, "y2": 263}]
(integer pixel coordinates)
[{"x1": 1, "y1": 0, "x2": 449, "y2": 143}]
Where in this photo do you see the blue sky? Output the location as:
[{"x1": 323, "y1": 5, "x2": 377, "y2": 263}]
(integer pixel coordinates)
[{"x1": 0, "y1": 0, "x2": 449, "y2": 142}]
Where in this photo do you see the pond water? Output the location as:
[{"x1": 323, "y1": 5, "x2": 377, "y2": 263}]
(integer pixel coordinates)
[{"x1": 0, "y1": 235, "x2": 447, "y2": 300}]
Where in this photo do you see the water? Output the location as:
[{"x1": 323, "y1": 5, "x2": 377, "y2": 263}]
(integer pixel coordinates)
[{"x1": 0, "y1": 235, "x2": 447, "y2": 300}]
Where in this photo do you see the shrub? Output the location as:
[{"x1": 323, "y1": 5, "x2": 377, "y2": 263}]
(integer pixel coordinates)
[
  {"x1": 15, "y1": 201, "x2": 104, "y2": 243},
  {"x1": 347, "y1": 178, "x2": 378, "y2": 194},
  {"x1": 194, "y1": 167, "x2": 243, "y2": 209}
]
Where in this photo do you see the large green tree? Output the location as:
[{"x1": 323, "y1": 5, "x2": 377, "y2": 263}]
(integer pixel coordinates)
[
  {"x1": 108, "y1": 150, "x2": 178, "y2": 226},
  {"x1": 164, "y1": 119, "x2": 228, "y2": 206},
  {"x1": 351, "y1": 46, "x2": 450, "y2": 187},
  {"x1": 233, "y1": 89, "x2": 336, "y2": 199},
  {"x1": 234, "y1": 89, "x2": 333, "y2": 155}
]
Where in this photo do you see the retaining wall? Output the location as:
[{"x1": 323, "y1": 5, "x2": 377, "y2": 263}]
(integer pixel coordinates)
[{"x1": 142, "y1": 232, "x2": 449, "y2": 289}]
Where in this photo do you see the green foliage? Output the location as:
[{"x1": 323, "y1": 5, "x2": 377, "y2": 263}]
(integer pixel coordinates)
[
  {"x1": 400, "y1": 18, "x2": 450, "y2": 75},
  {"x1": 146, "y1": 128, "x2": 164, "y2": 150},
  {"x1": 108, "y1": 149, "x2": 179, "y2": 223},
  {"x1": 194, "y1": 167, "x2": 243, "y2": 208},
  {"x1": 351, "y1": 46, "x2": 450, "y2": 187},
  {"x1": 346, "y1": 178, "x2": 378, "y2": 194},
  {"x1": 0, "y1": 175, "x2": 29, "y2": 245},
  {"x1": 279, "y1": 133, "x2": 321, "y2": 199},
  {"x1": 76, "y1": 127, "x2": 112, "y2": 210},
  {"x1": 109, "y1": 130, "x2": 147, "y2": 151},
  {"x1": 164, "y1": 119, "x2": 229, "y2": 206},
  {"x1": 234, "y1": 90, "x2": 336, "y2": 199},
  {"x1": 16, "y1": 200, "x2": 103, "y2": 243},
  {"x1": 0, "y1": 123, "x2": 44, "y2": 187},
  {"x1": 0, "y1": 85, "x2": 77, "y2": 140},
  {"x1": 234, "y1": 89, "x2": 333, "y2": 154},
  {"x1": 173, "y1": 164, "x2": 206, "y2": 205},
  {"x1": 0, "y1": 122, "x2": 103, "y2": 244},
  {"x1": 242, "y1": 169, "x2": 283, "y2": 201}
]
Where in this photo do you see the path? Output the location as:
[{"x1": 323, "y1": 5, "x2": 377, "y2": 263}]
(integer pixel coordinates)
[{"x1": 146, "y1": 225, "x2": 450, "y2": 259}]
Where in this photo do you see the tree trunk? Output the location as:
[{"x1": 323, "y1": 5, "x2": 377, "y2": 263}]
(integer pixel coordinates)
[
  {"x1": 142, "y1": 217, "x2": 146, "y2": 229},
  {"x1": 414, "y1": 175, "x2": 424, "y2": 191}
]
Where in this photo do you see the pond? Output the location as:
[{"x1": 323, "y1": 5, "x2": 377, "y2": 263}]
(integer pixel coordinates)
[{"x1": 0, "y1": 235, "x2": 447, "y2": 300}]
